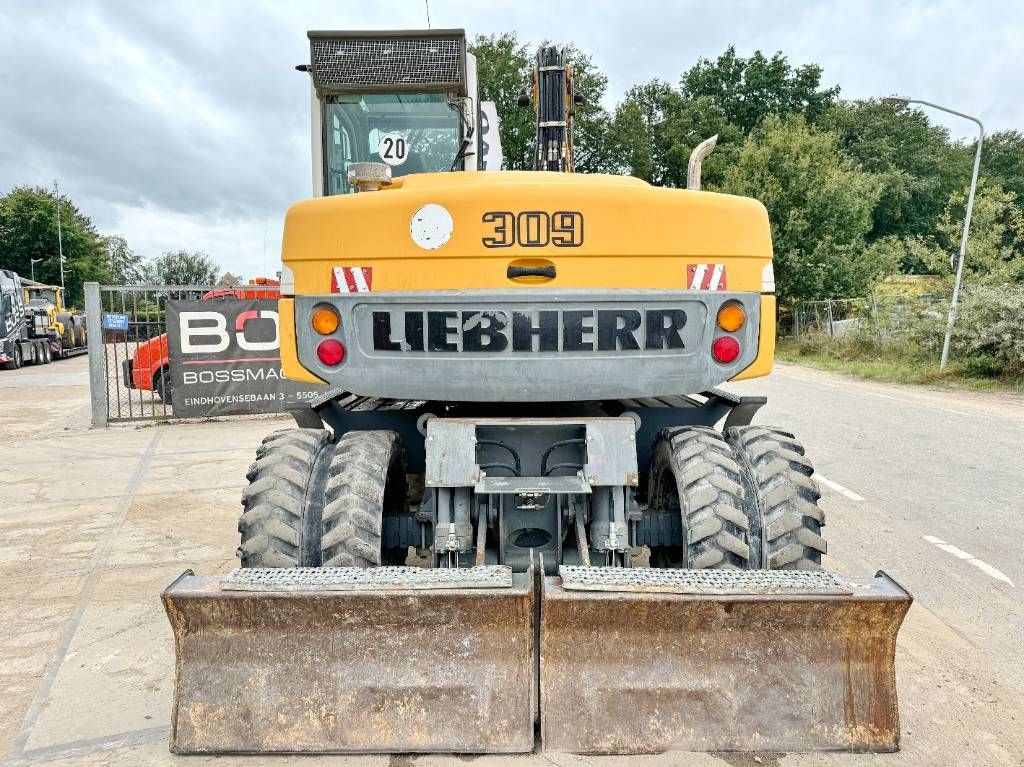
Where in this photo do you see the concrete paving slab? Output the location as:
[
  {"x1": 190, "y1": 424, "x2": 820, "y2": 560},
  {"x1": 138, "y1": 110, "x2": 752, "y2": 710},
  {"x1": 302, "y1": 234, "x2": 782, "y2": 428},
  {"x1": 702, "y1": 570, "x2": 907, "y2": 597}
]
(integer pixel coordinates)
[
  {"x1": 105, "y1": 487, "x2": 240, "y2": 570},
  {"x1": 0, "y1": 575, "x2": 86, "y2": 757},
  {"x1": 0, "y1": 504, "x2": 117, "y2": 582},
  {"x1": 22, "y1": 565, "x2": 183, "y2": 753}
]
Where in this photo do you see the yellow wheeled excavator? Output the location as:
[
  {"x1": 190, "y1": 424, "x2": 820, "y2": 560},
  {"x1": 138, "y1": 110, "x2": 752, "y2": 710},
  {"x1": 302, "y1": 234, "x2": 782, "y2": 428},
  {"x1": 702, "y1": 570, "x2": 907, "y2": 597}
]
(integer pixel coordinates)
[{"x1": 163, "y1": 29, "x2": 911, "y2": 755}]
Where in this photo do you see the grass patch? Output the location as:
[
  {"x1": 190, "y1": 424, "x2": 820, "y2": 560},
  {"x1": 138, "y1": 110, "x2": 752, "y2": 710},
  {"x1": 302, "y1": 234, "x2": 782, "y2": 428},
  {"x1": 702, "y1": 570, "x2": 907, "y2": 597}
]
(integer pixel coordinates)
[{"x1": 777, "y1": 336, "x2": 1024, "y2": 393}]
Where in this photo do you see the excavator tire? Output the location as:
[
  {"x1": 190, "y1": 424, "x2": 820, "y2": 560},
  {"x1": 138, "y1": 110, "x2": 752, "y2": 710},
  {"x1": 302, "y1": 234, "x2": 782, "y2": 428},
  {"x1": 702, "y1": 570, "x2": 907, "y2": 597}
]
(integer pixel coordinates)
[
  {"x1": 321, "y1": 430, "x2": 407, "y2": 567},
  {"x1": 726, "y1": 425, "x2": 826, "y2": 570},
  {"x1": 647, "y1": 426, "x2": 750, "y2": 569},
  {"x1": 237, "y1": 428, "x2": 333, "y2": 567}
]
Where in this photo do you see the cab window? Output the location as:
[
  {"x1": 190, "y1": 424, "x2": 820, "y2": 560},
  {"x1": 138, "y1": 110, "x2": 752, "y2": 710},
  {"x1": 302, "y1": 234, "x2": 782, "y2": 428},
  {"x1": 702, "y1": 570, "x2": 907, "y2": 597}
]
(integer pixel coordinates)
[{"x1": 323, "y1": 93, "x2": 462, "y2": 195}]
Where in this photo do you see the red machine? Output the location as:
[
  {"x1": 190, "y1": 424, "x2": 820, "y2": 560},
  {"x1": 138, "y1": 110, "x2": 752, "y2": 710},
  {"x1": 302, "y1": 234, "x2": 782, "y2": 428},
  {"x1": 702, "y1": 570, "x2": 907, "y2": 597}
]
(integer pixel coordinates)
[{"x1": 123, "y1": 278, "x2": 279, "y2": 404}]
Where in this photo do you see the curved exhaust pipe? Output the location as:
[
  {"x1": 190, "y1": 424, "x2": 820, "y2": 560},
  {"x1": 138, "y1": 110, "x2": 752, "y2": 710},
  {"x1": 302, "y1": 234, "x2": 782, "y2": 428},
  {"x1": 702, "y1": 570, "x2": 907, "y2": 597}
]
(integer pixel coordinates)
[{"x1": 687, "y1": 134, "x2": 718, "y2": 191}]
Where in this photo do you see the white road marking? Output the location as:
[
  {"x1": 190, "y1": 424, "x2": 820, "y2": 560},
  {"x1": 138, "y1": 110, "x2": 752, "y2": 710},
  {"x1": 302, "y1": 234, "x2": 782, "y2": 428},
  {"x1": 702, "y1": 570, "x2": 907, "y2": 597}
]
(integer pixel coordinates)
[
  {"x1": 860, "y1": 390, "x2": 902, "y2": 402},
  {"x1": 970, "y1": 559, "x2": 1015, "y2": 585},
  {"x1": 935, "y1": 542, "x2": 974, "y2": 560},
  {"x1": 922, "y1": 535, "x2": 1015, "y2": 586},
  {"x1": 814, "y1": 473, "x2": 865, "y2": 501}
]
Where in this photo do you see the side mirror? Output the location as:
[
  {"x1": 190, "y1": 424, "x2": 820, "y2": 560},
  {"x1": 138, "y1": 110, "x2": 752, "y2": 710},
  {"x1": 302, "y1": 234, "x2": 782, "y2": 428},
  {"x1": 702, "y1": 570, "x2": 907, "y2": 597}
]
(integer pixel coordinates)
[
  {"x1": 517, "y1": 91, "x2": 531, "y2": 107},
  {"x1": 573, "y1": 92, "x2": 586, "y2": 105}
]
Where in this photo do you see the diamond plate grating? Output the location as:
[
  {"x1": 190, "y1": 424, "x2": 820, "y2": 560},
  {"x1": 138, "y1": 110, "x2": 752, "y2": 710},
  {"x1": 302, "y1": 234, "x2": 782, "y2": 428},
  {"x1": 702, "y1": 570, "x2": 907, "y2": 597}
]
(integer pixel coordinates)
[
  {"x1": 222, "y1": 566, "x2": 513, "y2": 592},
  {"x1": 311, "y1": 37, "x2": 462, "y2": 90},
  {"x1": 558, "y1": 566, "x2": 854, "y2": 595}
]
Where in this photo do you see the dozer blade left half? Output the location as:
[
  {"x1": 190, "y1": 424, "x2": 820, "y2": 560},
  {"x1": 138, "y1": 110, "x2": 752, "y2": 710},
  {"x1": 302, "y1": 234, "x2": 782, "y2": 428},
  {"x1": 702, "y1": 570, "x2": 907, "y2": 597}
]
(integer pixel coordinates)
[
  {"x1": 541, "y1": 567, "x2": 912, "y2": 754},
  {"x1": 162, "y1": 566, "x2": 535, "y2": 754}
]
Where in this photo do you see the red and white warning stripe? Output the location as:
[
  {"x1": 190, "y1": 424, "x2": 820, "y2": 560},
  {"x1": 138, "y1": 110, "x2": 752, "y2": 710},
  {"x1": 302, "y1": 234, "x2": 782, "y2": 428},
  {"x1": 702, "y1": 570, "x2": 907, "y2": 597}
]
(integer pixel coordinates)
[
  {"x1": 687, "y1": 263, "x2": 727, "y2": 291},
  {"x1": 331, "y1": 266, "x2": 373, "y2": 293}
]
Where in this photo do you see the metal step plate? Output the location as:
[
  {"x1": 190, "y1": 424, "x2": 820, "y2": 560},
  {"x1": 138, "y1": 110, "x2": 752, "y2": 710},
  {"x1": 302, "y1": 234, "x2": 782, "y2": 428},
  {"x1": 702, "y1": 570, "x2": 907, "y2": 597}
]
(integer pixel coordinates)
[
  {"x1": 558, "y1": 565, "x2": 854, "y2": 595},
  {"x1": 222, "y1": 565, "x2": 513, "y2": 592}
]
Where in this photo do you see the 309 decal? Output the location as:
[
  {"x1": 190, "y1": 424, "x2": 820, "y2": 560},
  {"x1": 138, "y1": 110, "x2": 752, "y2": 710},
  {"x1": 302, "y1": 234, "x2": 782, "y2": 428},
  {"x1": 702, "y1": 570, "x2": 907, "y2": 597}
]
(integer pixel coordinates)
[{"x1": 482, "y1": 211, "x2": 583, "y2": 248}]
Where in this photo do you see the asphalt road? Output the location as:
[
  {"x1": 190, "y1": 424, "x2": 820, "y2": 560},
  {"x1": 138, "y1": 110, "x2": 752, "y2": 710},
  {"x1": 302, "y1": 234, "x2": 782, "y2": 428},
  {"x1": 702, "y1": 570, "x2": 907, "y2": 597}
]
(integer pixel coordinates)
[{"x1": 1, "y1": 356, "x2": 1022, "y2": 766}]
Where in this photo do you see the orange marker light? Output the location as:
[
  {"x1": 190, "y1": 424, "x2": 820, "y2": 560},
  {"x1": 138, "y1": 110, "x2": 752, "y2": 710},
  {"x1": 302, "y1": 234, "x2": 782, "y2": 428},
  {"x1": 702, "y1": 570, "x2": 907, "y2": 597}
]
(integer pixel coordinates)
[
  {"x1": 717, "y1": 304, "x2": 746, "y2": 332},
  {"x1": 311, "y1": 306, "x2": 340, "y2": 335}
]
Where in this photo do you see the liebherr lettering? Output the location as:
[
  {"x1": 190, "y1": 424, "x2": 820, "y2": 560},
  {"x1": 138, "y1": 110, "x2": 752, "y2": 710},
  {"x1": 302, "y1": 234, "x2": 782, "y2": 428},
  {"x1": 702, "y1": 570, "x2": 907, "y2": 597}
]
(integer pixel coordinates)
[{"x1": 371, "y1": 309, "x2": 687, "y2": 352}]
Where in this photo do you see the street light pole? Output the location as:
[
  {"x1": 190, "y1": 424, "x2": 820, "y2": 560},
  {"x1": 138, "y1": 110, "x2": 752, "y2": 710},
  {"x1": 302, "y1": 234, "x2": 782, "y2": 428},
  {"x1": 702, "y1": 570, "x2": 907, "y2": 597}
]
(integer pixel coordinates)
[
  {"x1": 882, "y1": 97, "x2": 984, "y2": 370},
  {"x1": 30, "y1": 258, "x2": 43, "y2": 282},
  {"x1": 54, "y1": 180, "x2": 65, "y2": 291}
]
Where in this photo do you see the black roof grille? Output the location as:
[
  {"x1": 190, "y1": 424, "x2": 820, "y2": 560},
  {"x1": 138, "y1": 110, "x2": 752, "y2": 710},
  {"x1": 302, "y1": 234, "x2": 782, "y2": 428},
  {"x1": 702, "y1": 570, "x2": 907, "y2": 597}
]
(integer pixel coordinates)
[{"x1": 308, "y1": 30, "x2": 466, "y2": 93}]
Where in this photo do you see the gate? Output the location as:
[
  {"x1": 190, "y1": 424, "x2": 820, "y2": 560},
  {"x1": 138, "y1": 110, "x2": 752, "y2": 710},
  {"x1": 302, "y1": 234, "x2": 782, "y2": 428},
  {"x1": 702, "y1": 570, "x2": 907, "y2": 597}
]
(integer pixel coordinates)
[{"x1": 85, "y1": 282, "x2": 216, "y2": 425}]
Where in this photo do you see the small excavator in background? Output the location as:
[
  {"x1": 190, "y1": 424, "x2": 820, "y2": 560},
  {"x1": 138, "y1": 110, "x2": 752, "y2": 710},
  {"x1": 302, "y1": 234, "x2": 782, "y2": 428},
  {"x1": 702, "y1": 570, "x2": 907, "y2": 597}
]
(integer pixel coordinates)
[{"x1": 163, "y1": 29, "x2": 911, "y2": 755}]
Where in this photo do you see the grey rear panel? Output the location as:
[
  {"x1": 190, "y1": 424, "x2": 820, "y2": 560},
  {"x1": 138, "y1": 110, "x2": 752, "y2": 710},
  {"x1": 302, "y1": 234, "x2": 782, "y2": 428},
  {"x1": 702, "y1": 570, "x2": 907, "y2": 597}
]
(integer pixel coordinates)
[{"x1": 295, "y1": 289, "x2": 761, "y2": 401}]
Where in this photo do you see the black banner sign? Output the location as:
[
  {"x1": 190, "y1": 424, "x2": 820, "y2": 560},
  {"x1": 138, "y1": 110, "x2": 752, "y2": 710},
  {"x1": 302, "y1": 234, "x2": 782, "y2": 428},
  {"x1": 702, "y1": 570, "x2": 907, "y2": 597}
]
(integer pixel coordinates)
[{"x1": 166, "y1": 298, "x2": 327, "y2": 417}]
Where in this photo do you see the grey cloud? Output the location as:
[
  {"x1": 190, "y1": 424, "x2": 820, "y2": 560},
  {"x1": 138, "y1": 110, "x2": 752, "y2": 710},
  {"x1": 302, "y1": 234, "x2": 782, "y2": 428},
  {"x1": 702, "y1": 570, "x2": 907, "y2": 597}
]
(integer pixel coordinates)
[{"x1": 0, "y1": 0, "x2": 1019, "y2": 276}]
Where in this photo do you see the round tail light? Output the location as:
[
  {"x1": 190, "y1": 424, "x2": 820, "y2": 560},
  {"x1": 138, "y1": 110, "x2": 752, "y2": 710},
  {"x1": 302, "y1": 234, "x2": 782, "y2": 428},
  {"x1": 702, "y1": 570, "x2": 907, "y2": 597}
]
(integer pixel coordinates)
[
  {"x1": 311, "y1": 305, "x2": 340, "y2": 335},
  {"x1": 712, "y1": 336, "x2": 740, "y2": 364},
  {"x1": 717, "y1": 304, "x2": 746, "y2": 332},
  {"x1": 316, "y1": 339, "x2": 346, "y2": 366}
]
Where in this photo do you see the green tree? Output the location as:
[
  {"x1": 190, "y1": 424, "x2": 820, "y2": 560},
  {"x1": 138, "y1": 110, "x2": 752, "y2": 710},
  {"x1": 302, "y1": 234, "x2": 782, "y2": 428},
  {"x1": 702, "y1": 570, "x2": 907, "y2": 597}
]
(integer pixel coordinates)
[
  {"x1": 611, "y1": 83, "x2": 742, "y2": 188},
  {"x1": 470, "y1": 33, "x2": 533, "y2": 170},
  {"x1": 470, "y1": 34, "x2": 613, "y2": 172},
  {"x1": 681, "y1": 46, "x2": 839, "y2": 133},
  {"x1": 144, "y1": 250, "x2": 220, "y2": 286},
  {"x1": 0, "y1": 185, "x2": 108, "y2": 304},
  {"x1": 980, "y1": 130, "x2": 1024, "y2": 210},
  {"x1": 921, "y1": 181, "x2": 1024, "y2": 284},
  {"x1": 103, "y1": 234, "x2": 144, "y2": 285},
  {"x1": 719, "y1": 114, "x2": 889, "y2": 303},
  {"x1": 823, "y1": 100, "x2": 972, "y2": 260},
  {"x1": 560, "y1": 45, "x2": 615, "y2": 174},
  {"x1": 609, "y1": 80, "x2": 675, "y2": 181}
]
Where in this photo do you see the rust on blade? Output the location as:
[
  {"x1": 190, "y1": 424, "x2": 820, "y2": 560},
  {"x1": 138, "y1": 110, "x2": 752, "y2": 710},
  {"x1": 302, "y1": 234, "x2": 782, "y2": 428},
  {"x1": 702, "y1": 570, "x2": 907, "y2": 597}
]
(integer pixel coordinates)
[
  {"x1": 162, "y1": 570, "x2": 535, "y2": 754},
  {"x1": 540, "y1": 570, "x2": 912, "y2": 754}
]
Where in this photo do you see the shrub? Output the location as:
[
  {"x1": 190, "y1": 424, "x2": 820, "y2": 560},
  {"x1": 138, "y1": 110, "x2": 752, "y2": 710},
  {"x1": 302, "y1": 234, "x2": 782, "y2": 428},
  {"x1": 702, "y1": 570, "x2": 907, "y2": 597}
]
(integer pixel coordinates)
[{"x1": 950, "y1": 286, "x2": 1024, "y2": 377}]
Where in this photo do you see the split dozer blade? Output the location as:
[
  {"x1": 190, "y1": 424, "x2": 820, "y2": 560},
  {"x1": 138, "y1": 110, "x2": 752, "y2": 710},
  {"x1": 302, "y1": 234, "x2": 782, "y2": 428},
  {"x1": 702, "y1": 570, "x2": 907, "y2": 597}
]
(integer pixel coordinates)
[
  {"x1": 162, "y1": 565, "x2": 535, "y2": 754},
  {"x1": 541, "y1": 567, "x2": 912, "y2": 754}
]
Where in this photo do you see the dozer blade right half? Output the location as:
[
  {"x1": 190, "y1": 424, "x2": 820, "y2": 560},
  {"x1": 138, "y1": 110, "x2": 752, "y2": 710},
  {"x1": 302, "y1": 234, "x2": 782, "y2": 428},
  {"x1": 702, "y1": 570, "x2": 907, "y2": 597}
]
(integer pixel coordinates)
[
  {"x1": 541, "y1": 567, "x2": 912, "y2": 754},
  {"x1": 163, "y1": 565, "x2": 535, "y2": 754}
]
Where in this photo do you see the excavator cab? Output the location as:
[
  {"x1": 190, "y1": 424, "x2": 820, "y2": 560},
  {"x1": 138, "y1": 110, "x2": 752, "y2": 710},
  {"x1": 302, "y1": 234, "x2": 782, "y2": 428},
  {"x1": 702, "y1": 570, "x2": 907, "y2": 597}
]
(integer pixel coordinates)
[
  {"x1": 164, "y1": 28, "x2": 911, "y2": 756},
  {"x1": 305, "y1": 29, "x2": 479, "y2": 196}
]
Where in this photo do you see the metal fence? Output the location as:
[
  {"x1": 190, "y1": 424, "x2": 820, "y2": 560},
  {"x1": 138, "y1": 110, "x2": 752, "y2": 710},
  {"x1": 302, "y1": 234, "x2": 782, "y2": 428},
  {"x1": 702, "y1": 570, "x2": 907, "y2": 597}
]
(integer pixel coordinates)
[
  {"x1": 86, "y1": 282, "x2": 218, "y2": 425},
  {"x1": 787, "y1": 294, "x2": 949, "y2": 339}
]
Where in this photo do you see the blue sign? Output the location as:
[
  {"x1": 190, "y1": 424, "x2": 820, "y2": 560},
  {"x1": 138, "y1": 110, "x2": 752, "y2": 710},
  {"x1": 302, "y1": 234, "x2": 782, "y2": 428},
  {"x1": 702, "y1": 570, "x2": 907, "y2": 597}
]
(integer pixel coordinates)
[{"x1": 102, "y1": 313, "x2": 130, "y2": 331}]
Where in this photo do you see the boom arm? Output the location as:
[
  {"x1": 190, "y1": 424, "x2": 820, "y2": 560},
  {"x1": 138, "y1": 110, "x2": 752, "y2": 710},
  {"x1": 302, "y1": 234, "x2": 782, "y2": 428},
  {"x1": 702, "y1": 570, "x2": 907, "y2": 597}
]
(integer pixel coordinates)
[{"x1": 520, "y1": 46, "x2": 582, "y2": 172}]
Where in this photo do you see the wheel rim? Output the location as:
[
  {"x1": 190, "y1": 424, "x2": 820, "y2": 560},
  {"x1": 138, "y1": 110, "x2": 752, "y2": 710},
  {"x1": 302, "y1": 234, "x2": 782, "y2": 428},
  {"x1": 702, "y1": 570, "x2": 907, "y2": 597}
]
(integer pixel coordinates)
[{"x1": 647, "y1": 451, "x2": 686, "y2": 568}]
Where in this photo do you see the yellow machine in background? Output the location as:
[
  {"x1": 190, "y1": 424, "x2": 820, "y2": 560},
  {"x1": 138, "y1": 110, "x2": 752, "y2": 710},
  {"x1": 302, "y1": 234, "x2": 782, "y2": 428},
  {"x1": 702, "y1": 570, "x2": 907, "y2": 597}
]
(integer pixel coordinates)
[
  {"x1": 24, "y1": 282, "x2": 88, "y2": 353},
  {"x1": 164, "y1": 29, "x2": 910, "y2": 756}
]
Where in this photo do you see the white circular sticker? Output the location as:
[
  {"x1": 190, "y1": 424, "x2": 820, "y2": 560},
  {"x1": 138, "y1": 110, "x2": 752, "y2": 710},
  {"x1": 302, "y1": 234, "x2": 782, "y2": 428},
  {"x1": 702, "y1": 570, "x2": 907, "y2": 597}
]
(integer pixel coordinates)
[
  {"x1": 410, "y1": 204, "x2": 454, "y2": 250},
  {"x1": 377, "y1": 132, "x2": 408, "y2": 166}
]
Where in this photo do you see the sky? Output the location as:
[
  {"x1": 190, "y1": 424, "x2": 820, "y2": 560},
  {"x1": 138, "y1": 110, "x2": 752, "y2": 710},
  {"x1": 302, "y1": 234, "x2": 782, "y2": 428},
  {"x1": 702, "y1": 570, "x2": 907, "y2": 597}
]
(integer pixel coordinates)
[{"x1": 1, "y1": 0, "x2": 1020, "y2": 279}]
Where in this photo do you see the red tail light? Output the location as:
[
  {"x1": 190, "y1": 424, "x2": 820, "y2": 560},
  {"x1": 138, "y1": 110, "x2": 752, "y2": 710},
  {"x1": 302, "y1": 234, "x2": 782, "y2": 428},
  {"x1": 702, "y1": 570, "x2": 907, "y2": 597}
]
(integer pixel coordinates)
[
  {"x1": 712, "y1": 336, "x2": 740, "y2": 364},
  {"x1": 316, "y1": 339, "x2": 345, "y2": 366}
]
